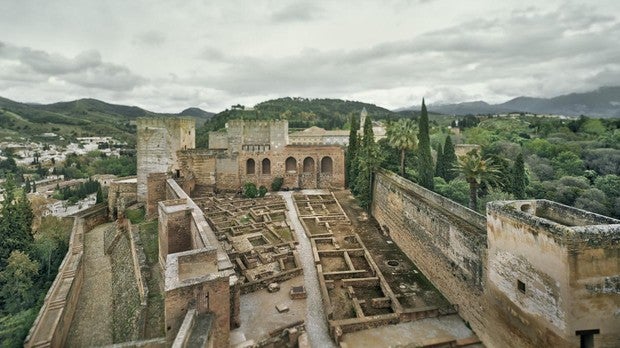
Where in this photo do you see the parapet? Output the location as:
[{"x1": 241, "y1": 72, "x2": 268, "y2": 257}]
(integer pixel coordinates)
[
  {"x1": 487, "y1": 199, "x2": 620, "y2": 247},
  {"x1": 165, "y1": 247, "x2": 221, "y2": 291}
]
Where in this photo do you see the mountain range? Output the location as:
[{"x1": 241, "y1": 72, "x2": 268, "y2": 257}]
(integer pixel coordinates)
[{"x1": 398, "y1": 86, "x2": 620, "y2": 118}]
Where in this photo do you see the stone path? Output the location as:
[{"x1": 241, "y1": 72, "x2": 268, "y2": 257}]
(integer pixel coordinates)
[
  {"x1": 66, "y1": 223, "x2": 114, "y2": 347},
  {"x1": 280, "y1": 191, "x2": 336, "y2": 348}
]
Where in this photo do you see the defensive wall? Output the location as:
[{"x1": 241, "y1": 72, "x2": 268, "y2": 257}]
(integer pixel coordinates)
[
  {"x1": 487, "y1": 200, "x2": 620, "y2": 347},
  {"x1": 24, "y1": 204, "x2": 108, "y2": 348},
  {"x1": 372, "y1": 169, "x2": 620, "y2": 347},
  {"x1": 136, "y1": 118, "x2": 195, "y2": 203},
  {"x1": 149, "y1": 175, "x2": 239, "y2": 347},
  {"x1": 371, "y1": 169, "x2": 490, "y2": 343},
  {"x1": 108, "y1": 176, "x2": 138, "y2": 219}
]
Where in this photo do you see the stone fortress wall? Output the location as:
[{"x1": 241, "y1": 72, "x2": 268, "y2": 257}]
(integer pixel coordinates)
[
  {"x1": 136, "y1": 118, "x2": 195, "y2": 202},
  {"x1": 174, "y1": 119, "x2": 345, "y2": 192},
  {"x1": 34, "y1": 111, "x2": 618, "y2": 347},
  {"x1": 372, "y1": 169, "x2": 620, "y2": 348},
  {"x1": 24, "y1": 204, "x2": 108, "y2": 348}
]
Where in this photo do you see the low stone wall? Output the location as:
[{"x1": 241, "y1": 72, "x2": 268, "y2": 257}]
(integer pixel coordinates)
[{"x1": 24, "y1": 204, "x2": 108, "y2": 348}]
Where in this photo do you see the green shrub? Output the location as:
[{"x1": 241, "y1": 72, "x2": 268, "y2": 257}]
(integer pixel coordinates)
[
  {"x1": 243, "y1": 182, "x2": 258, "y2": 198},
  {"x1": 271, "y1": 177, "x2": 284, "y2": 191},
  {"x1": 258, "y1": 185, "x2": 268, "y2": 197}
]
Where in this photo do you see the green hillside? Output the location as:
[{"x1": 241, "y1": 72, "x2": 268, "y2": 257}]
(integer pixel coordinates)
[
  {"x1": 196, "y1": 97, "x2": 400, "y2": 147},
  {"x1": 0, "y1": 97, "x2": 212, "y2": 145}
]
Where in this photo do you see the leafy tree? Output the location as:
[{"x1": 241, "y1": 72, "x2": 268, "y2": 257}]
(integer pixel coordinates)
[
  {"x1": 552, "y1": 151, "x2": 585, "y2": 178},
  {"x1": 575, "y1": 188, "x2": 609, "y2": 216},
  {"x1": 0, "y1": 308, "x2": 38, "y2": 348},
  {"x1": 33, "y1": 217, "x2": 71, "y2": 279},
  {"x1": 510, "y1": 153, "x2": 527, "y2": 199},
  {"x1": 346, "y1": 112, "x2": 360, "y2": 187},
  {"x1": 433, "y1": 177, "x2": 469, "y2": 206},
  {"x1": 417, "y1": 99, "x2": 434, "y2": 189},
  {"x1": 457, "y1": 149, "x2": 500, "y2": 211},
  {"x1": 386, "y1": 118, "x2": 417, "y2": 177},
  {"x1": 0, "y1": 177, "x2": 34, "y2": 267},
  {"x1": 0, "y1": 251, "x2": 39, "y2": 314}
]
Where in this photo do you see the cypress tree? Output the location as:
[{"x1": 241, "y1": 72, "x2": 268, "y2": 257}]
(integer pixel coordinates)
[
  {"x1": 96, "y1": 186, "x2": 104, "y2": 204},
  {"x1": 435, "y1": 143, "x2": 445, "y2": 179},
  {"x1": 24, "y1": 179, "x2": 31, "y2": 194},
  {"x1": 417, "y1": 99, "x2": 434, "y2": 189},
  {"x1": 510, "y1": 153, "x2": 527, "y2": 199},
  {"x1": 355, "y1": 115, "x2": 378, "y2": 209},
  {"x1": 442, "y1": 135, "x2": 458, "y2": 181},
  {"x1": 346, "y1": 113, "x2": 360, "y2": 189}
]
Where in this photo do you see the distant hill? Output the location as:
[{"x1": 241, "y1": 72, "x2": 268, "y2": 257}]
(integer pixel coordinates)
[
  {"x1": 0, "y1": 97, "x2": 214, "y2": 144},
  {"x1": 195, "y1": 97, "x2": 400, "y2": 147},
  {"x1": 203, "y1": 97, "x2": 397, "y2": 131},
  {"x1": 179, "y1": 107, "x2": 214, "y2": 119},
  {"x1": 399, "y1": 86, "x2": 620, "y2": 117}
]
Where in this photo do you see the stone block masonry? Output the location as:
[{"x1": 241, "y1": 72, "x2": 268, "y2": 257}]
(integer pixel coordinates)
[
  {"x1": 372, "y1": 169, "x2": 620, "y2": 348},
  {"x1": 371, "y1": 170, "x2": 487, "y2": 325},
  {"x1": 136, "y1": 117, "x2": 195, "y2": 203}
]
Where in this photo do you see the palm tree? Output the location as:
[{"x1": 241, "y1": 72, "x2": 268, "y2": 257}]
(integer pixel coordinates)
[
  {"x1": 457, "y1": 149, "x2": 500, "y2": 211},
  {"x1": 386, "y1": 119, "x2": 417, "y2": 177}
]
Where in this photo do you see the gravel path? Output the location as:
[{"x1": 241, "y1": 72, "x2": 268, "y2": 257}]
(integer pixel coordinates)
[
  {"x1": 280, "y1": 192, "x2": 336, "y2": 348},
  {"x1": 66, "y1": 222, "x2": 114, "y2": 347}
]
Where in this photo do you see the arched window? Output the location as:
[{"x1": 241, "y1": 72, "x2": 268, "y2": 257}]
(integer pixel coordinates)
[
  {"x1": 321, "y1": 157, "x2": 333, "y2": 174},
  {"x1": 303, "y1": 157, "x2": 315, "y2": 173},
  {"x1": 262, "y1": 158, "x2": 271, "y2": 174},
  {"x1": 246, "y1": 158, "x2": 255, "y2": 174},
  {"x1": 285, "y1": 157, "x2": 297, "y2": 173}
]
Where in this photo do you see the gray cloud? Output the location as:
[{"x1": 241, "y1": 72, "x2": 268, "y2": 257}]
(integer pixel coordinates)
[
  {"x1": 133, "y1": 30, "x2": 166, "y2": 46},
  {"x1": 271, "y1": 2, "x2": 323, "y2": 22},
  {"x1": 0, "y1": 41, "x2": 145, "y2": 91},
  {"x1": 192, "y1": 3, "x2": 620, "y2": 105},
  {"x1": 0, "y1": 1, "x2": 619, "y2": 112}
]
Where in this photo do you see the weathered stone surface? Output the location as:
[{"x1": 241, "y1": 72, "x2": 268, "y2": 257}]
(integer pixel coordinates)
[{"x1": 373, "y1": 169, "x2": 620, "y2": 348}]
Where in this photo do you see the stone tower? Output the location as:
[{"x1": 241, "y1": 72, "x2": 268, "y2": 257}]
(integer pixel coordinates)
[{"x1": 136, "y1": 118, "x2": 195, "y2": 202}]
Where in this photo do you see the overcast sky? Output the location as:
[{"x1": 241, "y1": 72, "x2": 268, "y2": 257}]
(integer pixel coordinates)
[{"x1": 0, "y1": 0, "x2": 619, "y2": 113}]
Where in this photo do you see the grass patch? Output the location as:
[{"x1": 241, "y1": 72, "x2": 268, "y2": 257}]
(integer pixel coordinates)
[
  {"x1": 138, "y1": 221, "x2": 158, "y2": 266},
  {"x1": 125, "y1": 208, "x2": 145, "y2": 224}
]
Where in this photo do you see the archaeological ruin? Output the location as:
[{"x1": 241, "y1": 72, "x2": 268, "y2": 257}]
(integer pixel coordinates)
[{"x1": 25, "y1": 115, "x2": 619, "y2": 348}]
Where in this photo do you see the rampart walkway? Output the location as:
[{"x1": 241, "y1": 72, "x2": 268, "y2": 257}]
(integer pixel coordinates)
[{"x1": 66, "y1": 223, "x2": 115, "y2": 346}]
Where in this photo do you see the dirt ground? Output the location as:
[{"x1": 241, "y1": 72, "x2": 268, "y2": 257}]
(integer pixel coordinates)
[
  {"x1": 231, "y1": 275, "x2": 308, "y2": 344},
  {"x1": 332, "y1": 190, "x2": 450, "y2": 310},
  {"x1": 341, "y1": 314, "x2": 483, "y2": 348}
]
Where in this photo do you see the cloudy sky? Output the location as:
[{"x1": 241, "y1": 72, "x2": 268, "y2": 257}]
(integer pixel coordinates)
[{"x1": 0, "y1": 0, "x2": 619, "y2": 113}]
